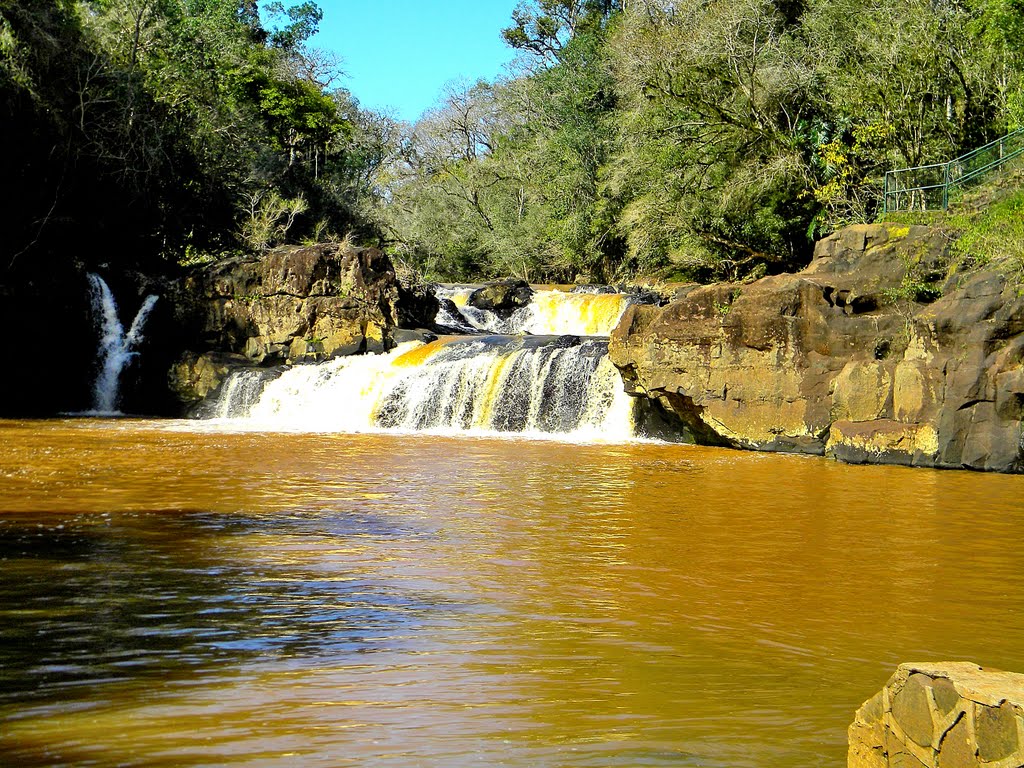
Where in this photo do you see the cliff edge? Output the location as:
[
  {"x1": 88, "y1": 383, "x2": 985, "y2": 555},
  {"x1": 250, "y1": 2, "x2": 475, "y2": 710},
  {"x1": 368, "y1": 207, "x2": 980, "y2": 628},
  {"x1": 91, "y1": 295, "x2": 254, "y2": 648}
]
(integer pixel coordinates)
[{"x1": 609, "y1": 223, "x2": 1024, "y2": 472}]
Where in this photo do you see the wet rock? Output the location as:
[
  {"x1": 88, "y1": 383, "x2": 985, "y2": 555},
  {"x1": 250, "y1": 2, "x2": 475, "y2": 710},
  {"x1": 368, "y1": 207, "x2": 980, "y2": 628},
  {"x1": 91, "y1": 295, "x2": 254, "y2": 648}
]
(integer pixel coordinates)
[
  {"x1": 467, "y1": 279, "x2": 534, "y2": 315},
  {"x1": 396, "y1": 282, "x2": 441, "y2": 329},
  {"x1": 609, "y1": 223, "x2": 1024, "y2": 472},
  {"x1": 553, "y1": 334, "x2": 582, "y2": 348},
  {"x1": 626, "y1": 287, "x2": 665, "y2": 306},
  {"x1": 393, "y1": 328, "x2": 438, "y2": 345},
  {"x1": 572, "y1": 284, "x2": 618, "y2": 294},
  {"x1": 169, "y1": 351, "x2": 251, "y2": 404}
]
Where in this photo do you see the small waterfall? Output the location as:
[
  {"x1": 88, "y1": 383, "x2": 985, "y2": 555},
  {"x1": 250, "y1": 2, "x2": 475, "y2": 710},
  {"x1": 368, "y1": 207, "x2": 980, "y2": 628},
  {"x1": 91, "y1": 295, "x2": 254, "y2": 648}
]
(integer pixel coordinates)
[
  {"x1": 210, "y1": 337, "x2": 637, "y2": 441},
  {"x1": 87, "y1": 273, "x2": 159, "y2": 415},
  {"x1": 211, "y1": 368, "x2": 279, "y2": 418},
  {"x1": 435, "y1": 286, "x2": 634, "y2": 336}
]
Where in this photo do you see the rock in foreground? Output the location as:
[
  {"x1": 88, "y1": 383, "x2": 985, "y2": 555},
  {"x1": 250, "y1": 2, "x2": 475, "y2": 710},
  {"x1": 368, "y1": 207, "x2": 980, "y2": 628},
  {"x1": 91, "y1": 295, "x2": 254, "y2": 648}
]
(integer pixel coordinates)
[{"x1": 849, "y1": 662, "x2": 1024, "y2": 767}]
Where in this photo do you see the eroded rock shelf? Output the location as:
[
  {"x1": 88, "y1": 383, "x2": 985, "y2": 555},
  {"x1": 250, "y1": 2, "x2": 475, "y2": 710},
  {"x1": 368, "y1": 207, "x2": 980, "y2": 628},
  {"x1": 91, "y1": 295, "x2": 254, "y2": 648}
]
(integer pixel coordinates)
[{"x1": 609, "y1": 224, "x2": 1024, "y2": 472}]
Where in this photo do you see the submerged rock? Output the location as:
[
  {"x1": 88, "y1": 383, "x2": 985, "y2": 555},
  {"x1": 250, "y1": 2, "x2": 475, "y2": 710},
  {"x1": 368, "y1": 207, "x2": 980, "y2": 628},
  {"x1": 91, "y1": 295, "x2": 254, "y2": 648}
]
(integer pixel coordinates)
[
  {"x1": 393, "y1": 328, "x2": 438, "y2": 346},
  {"x1": 609, "y1": 223, "x2": 1024, "y2": 472}
]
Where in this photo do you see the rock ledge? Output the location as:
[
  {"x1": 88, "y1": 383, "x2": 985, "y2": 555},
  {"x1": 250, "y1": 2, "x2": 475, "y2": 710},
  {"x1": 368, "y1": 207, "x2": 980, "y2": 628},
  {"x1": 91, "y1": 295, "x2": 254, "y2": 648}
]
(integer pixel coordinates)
[{"x1": 609, "y1": 223, "x2": 1024, "y2": 472}]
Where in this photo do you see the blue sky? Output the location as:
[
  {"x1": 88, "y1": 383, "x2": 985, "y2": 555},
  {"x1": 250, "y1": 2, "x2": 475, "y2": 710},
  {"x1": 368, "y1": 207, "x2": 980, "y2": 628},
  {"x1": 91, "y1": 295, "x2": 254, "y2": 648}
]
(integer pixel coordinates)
[{"x1": 309, "y1": 1, "x2": 521, "y2": 123}]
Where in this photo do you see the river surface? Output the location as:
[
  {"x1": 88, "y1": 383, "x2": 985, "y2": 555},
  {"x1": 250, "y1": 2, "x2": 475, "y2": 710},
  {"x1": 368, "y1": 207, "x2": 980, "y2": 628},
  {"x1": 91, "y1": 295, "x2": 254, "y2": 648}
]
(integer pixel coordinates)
[{"x1": 1, "y1": 419, "x2": 1022, "y2": 767}]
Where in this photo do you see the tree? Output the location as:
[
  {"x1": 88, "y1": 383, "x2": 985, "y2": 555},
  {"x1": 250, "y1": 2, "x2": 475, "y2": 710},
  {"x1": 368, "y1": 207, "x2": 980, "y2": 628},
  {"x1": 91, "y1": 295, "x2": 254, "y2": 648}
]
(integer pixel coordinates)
[
  {"x1": 263, "y1": 0, "x2": 321, "y2": 52},
  {"x1": 1, "y1": 0, "x2": 392, "y2": 278},
  {"x1": 605, "y1": 0, "x2": 821, "y2": 277},
  {"x1": 502, "y1": 0, "x2": 621, "y2": 65}
]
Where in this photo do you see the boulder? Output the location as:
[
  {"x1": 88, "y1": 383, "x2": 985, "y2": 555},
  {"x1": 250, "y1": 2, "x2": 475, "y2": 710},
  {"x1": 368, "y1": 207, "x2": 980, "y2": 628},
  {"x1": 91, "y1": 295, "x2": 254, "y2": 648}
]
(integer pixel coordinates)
[
  {"x1": 165, "y1": 243, "x2": 399, "y2": 410},
  {"x1": 609, "y1": 223, "x2": 1024, "y2": 472},
  {"x1": 849, "y1": 662, "x2": 1024, "y2": 767},
  {"x1": 467, "y1": 279, "x2": 534, "y2": 315},
  {"x1": 174, "y1": 243, "x2": 399, "y2": 367},
  {"x1": 168, "y1": 351, "x2": 250, "y2": 405},
  {"x1": 396, "y1": 282, "x2": 441, "y2": 330}
]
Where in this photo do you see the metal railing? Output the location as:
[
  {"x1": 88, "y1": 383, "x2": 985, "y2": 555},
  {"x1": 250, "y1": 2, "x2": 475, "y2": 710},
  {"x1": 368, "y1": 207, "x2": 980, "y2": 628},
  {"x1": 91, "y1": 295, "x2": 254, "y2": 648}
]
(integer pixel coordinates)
[{"x1": 883, "y1": 128, "x2": 1024, "y2": 213}]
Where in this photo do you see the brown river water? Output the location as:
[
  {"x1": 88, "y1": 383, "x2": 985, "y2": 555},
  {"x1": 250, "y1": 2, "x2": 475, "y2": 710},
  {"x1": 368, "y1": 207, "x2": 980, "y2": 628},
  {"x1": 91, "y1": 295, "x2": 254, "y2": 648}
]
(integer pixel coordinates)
[{"x1": 1, "y1": 418, "x2": 1022, "y2": 767}]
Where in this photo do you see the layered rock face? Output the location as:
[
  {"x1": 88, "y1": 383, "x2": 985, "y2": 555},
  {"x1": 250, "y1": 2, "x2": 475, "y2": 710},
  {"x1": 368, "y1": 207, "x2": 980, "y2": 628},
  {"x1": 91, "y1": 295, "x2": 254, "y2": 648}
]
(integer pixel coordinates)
[
  {"x1": 170, "y1": 244, "x2": 399, "y2": 405},
  {"x1": 849, "y1": 662, "x2": 1024, "y2": 768},
  {"x1": 609, "y1": 224, "x2": 1024, "y2": 471}
]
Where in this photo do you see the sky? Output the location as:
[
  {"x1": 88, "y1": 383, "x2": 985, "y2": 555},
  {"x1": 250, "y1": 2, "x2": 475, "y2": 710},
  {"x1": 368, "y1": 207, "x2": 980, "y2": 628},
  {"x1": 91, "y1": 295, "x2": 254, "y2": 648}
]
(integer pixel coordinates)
[{"x1": 308, "y1": 1, "x2": 522, "y2": 123}]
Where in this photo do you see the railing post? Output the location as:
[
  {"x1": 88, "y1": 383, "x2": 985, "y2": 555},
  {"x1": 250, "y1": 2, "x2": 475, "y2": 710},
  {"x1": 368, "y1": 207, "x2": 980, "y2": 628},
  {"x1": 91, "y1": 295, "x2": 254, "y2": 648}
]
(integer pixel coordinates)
[{"x1": 942, "y1": 162, "x2": 950, "y2": 210}]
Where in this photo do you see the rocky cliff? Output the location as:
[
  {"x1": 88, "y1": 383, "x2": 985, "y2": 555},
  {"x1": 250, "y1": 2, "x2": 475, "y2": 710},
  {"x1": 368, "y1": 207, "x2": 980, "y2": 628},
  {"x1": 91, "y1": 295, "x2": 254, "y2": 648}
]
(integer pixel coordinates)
[
  {"x1": 609, "y1": 224, "x2": 1024, "y2": 472},
  {"x1": 169, "y1": 243, "x2": 399, "y2": 405}
]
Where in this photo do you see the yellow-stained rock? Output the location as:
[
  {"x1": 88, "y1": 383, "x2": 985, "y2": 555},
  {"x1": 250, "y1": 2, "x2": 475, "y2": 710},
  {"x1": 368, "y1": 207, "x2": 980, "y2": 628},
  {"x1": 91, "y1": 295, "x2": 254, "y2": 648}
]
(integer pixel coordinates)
[
  {"x1": 610, "y1": 223, "x2": 1024, "y2": 472},
  {"x1": 176, "y1": 243, "x2": 397, "y2": 364},
  {"x1": 168, "y1": 351, "x2": 250, "y2": 403},
  {"x1": 833, "y1": 361, "x2": 893, "y2": 422},
  {"x1": 849, "y1": 663, "x2": 1024, "y2": 768},
  {"x1": 894, "y1": 361, "x2": 936, "y2": 423},
  {"x1": 827, "y1": 420, "x2": 939, "y2": 464}
]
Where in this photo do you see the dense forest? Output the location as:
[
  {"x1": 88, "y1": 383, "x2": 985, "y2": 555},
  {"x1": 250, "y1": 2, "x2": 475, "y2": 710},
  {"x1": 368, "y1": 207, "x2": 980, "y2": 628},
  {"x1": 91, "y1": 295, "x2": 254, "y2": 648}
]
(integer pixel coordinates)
[
  {"x1": 1, "y1": 0, "x2": 395, "y2": 277},
  {"x1": 3, "y1": 0, "x2": 1023, "y2": 285}
]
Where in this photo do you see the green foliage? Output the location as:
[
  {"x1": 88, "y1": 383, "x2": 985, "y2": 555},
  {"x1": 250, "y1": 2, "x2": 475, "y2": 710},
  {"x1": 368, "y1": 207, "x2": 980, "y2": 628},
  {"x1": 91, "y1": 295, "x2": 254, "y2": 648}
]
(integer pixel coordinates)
[
  {"x1": 382, "y1": 5, "x2": 622, "y2": 283},
  {"x1": 1, "y1": 0, "x2": 389, "y2": 280},
  {"x1": 951, "y1": 188, "x2": 1024, "y2": 279},
  {"x1": 379, "y1": 0, "x2": 1024, "y2": 284},
  {"x1": 240, "y1": 190, "x2": 308, "y2": 250},
  {"x1": 264, "y1": 0, "x2": 321, "y2": 51},
  {"x1": 7, "y1": 0, "x2": 1023, "y2": 286},
  {"x1": 882, "y1": 163, "x2": 1024, "y2": 284}
]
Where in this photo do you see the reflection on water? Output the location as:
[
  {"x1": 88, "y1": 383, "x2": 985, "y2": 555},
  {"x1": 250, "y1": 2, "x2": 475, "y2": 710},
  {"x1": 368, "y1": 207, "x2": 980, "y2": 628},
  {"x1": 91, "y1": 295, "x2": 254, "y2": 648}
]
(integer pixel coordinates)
[{"x1": 1, "y1": 420, "x2": 1023, "y2": 767}]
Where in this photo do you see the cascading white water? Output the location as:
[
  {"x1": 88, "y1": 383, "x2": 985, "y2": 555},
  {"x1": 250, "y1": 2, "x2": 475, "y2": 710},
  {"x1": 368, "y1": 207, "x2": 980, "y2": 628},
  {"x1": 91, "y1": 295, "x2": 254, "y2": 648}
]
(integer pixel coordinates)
[
  {"x1": 209, "y1": 337, "x2": 638, "y2": 441},
  {"x1": 435, "y1": 286, "x2": 634, "y2": 336},
  {"x1": 210, "y1": 368, "x2": 278, "y2": 418},
  {"x1": 87, "y1": 273, "x2": 159, "y2": 415}
]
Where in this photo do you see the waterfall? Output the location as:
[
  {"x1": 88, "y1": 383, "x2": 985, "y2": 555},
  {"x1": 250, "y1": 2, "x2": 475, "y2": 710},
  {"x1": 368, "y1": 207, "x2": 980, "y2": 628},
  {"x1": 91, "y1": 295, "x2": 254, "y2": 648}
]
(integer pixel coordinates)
[
  {"x1": 210, "y1": 336, "x2": 638, "y2": 441},
  {"x1": 200, "y1": 285, "x2": 655, "y2": 441},
  {"x1": 87, "y1": 273, "x2": 159, "y2": 415},
  {"x1": 435, "y1": 286, "x2": 634, "y2": 336}
]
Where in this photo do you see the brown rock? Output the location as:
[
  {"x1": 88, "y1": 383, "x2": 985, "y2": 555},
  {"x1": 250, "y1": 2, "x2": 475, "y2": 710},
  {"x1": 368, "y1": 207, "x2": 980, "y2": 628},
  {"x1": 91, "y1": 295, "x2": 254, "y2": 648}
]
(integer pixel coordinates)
[
  {"x1": 832, "y1": 361, "x2": 894, "y2": 422},
  {"x1": 935, "y1": 715, "x2": 975, "y2": 768},
  {"x1": 610, "y1": 223, "x2": 1024, "y2": 473},
  {"x1": 849, "y1": 663, "x2": 1024, "y2": 768},
  {"x1": 974, "y1": 702, "x2": 1019, "y2": 762},
  {"x1": 168, "y1": 351, "x2": 250, "y2": 404},
  {"x1": 850, "y1": 719, "x2": 890, "y2": 768},
  {"x1": 931, "y1": 679, "x2": 960, "y2": 717},
  {"x1": 174, "y1": 243, "x2": 399, "y2": 372},
  {"x1": 892, "y1": 674, "x2": 939, "y2": 749}
]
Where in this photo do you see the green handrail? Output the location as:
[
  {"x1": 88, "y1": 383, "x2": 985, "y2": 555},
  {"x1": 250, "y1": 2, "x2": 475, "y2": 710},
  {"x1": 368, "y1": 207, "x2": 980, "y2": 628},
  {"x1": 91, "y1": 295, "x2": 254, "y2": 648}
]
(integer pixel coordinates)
[{"x1": 883, "y1": 128, "x2": 1024, "y2": 213}]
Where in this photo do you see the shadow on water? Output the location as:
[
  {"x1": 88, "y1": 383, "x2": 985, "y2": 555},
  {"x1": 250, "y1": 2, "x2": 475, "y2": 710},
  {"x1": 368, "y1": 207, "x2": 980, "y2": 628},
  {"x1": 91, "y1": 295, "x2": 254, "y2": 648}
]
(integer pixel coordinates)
[{"x1": 0, "y1": 507, "x2": 458, "y2": 708}]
